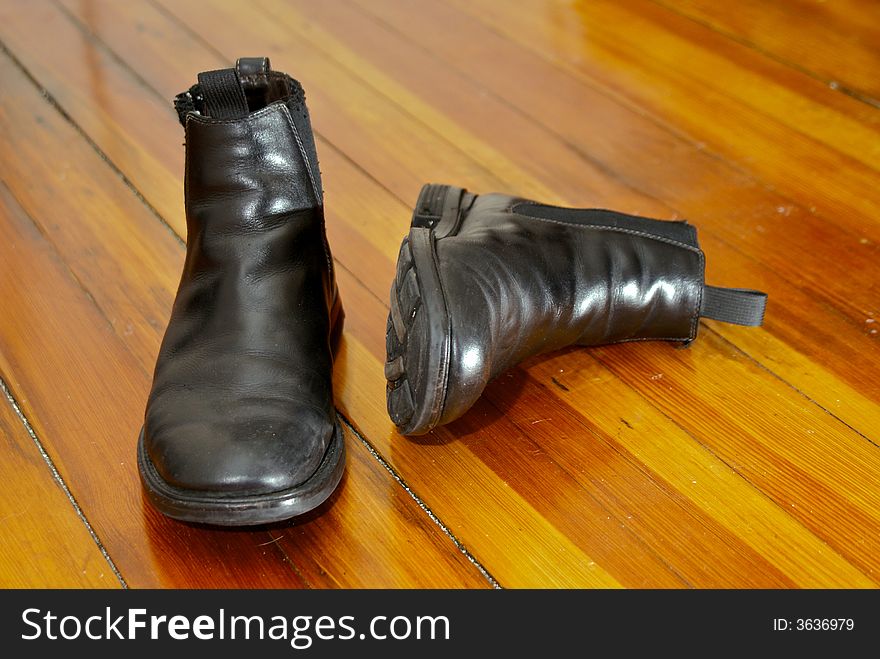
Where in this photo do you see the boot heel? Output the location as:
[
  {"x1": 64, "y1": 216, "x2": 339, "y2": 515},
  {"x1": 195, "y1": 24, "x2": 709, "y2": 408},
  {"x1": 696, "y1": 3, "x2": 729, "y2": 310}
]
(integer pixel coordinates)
[{"x1": 386, "y1": 184, "x2": 471, "y2": 434}]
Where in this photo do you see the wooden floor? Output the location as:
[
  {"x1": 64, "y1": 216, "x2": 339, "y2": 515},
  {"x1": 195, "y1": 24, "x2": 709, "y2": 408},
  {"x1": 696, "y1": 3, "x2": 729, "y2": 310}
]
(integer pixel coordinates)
[{"x1": 1, "y1": 0, "x2": 878, "y2": 589}]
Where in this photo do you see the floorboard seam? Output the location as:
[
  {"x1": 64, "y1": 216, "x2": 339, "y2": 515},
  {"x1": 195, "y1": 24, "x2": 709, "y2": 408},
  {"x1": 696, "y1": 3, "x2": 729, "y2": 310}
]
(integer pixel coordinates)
[
  {"x1": 0, "y1": 38, "x2": 183, "y2": 250},
  {"x1": 0, "y1": 377, "x2": 128, "y2": 588},
  {"x1": 587, "y1": 352, "x2": 878, "y2": 585},
  {"x1": 706, "y1": 325, "x2": 880, "y2": 449},
  {"x1": 430, "y1": 0, "x2": 877, "y2": 248},
  {"x1": 338, "y1": 413, "x2": 503, "y2": 589}
]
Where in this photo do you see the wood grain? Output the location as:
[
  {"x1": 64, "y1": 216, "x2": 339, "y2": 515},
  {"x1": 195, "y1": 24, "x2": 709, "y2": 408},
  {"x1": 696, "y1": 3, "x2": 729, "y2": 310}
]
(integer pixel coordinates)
[
  {"x1": 455, "y1": 0, "x2": 880, "y2": 252},
  {"x1": 0, "y1": 263, "x2": 118, "y2": 589},
  {"x1": 656, "y1": 0, "x2": 880, "y2": 103},
  {"x1": 0, "y1": 0, "x2": 877, "y2": 588}
]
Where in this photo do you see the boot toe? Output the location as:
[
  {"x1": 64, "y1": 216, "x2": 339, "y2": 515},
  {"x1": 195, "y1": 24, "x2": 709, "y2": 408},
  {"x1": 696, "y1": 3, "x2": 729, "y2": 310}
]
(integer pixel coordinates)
[{"x1": 143, "y1": 406, "x2": 334, "y2": 496}]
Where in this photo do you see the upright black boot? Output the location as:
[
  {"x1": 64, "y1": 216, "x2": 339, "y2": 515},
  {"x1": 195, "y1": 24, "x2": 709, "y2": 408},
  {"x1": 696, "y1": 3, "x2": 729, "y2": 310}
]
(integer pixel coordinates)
[
  {"x1": 138, "y1": 58, "x2": 345, "y2": 525},
  {"x1": 385, "y1": 184, "x2": 767, "y2": 435}
]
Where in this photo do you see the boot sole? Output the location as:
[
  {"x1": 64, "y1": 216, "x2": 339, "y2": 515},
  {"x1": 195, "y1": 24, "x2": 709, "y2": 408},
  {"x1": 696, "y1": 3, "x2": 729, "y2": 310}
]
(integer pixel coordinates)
[
  {"x1": 137, "y1": 421, "x2": 346, "y2": 526},
  {"x1": 385, "y1": 184, "x2": 471, "y2": 435}
]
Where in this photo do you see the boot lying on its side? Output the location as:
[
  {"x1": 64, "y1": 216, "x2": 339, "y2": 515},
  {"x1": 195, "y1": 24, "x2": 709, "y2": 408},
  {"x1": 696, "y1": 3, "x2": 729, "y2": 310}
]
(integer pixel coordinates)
[
  {"x1": 385, "y1": 184, "x2": 767, "y2": 436},
  {"x1": 138, "y1": 58, "x2": 345, "y2": 525}
]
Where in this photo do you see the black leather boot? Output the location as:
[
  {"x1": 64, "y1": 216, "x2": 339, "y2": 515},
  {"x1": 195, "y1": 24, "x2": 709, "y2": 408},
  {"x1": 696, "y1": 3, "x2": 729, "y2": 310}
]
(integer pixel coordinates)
[
  {"x1": 385, "y1": 184, "x2": 767, "y2": 435},
  {"x1": 138, "y1": 58, "x2": 345, "y2": 525}
]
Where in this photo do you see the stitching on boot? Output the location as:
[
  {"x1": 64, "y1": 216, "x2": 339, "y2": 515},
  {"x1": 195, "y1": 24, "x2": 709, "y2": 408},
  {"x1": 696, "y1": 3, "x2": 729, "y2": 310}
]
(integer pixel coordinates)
[
  {"x1": 520, "y1": 214, "x2": 704, "y2": 253},
  {"x1": 280, "y1": 105, "x2": 323, "y2": 208},
  {"x1": 690, "y1": 249, "x2": 705, "y2": 341},
  {"x1": 280, "y1": 105, "x2": 333, "y2": 274},
  {"x1": 186, "y1": 100, "x2": 288, "y2": 125},
  {"x1": 185, "y1": 104, "x2": 331, "y2": 272}
]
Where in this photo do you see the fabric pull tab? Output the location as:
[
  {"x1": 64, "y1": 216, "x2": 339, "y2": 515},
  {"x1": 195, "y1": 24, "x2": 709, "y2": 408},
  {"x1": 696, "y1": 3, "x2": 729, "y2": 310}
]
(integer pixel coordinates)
[
  {"x1": 196, "y1": 68, "x2": 249, "y2": 120},
  {"x1": 701, "y1": 286, "x2": 768, "y2": 327}
]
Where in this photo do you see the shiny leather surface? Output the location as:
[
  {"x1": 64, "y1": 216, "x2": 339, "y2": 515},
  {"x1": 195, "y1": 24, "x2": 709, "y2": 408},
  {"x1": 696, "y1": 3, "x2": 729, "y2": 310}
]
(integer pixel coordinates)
[
  {"x1": 435, "y1": 193, "x2": 704, "y2": 427},
  {"x1": 143, "y1": 80, "x2": 339, "y2": 495}
]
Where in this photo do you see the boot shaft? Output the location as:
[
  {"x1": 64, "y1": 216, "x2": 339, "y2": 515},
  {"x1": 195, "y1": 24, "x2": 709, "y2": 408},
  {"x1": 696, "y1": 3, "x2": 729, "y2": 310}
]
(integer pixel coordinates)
[
  {"x1": 175, "y1": 58, "x2": 324, "y2": 232},
  {"x1": 437, "y1": 193, "x2": 705, "y2": 378},
  {"x1": 172, "y1": 58, "x2": 335, "y2": 300}
]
